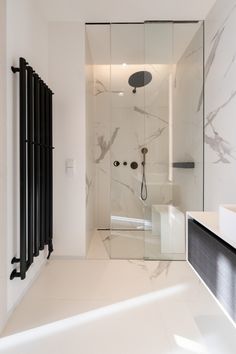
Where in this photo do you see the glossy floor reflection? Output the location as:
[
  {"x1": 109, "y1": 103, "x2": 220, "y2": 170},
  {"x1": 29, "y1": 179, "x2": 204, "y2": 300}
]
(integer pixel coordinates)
[{"x1": 2, "y1": 254, "x2": 236, "y2": 354}]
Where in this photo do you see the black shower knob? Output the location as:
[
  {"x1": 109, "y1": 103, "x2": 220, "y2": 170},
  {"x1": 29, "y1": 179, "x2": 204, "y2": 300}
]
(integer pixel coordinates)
[
  {"x1": 130, "y1": 161, "x2": 138, "y2": 169},
  {"x1": 113, "y1": 161, "x2": 120, "y2": 167}
]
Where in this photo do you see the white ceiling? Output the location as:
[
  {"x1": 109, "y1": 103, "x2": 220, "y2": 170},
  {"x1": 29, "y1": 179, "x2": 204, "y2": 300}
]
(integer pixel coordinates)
[{"x1": 37, "y1": 0, "x2": 216, "y2": 22}]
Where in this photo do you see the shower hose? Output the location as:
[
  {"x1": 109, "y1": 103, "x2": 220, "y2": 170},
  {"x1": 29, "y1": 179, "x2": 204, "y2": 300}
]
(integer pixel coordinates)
[{"x1": 141, "y1": 148, "x2": 148, "y2": 201}]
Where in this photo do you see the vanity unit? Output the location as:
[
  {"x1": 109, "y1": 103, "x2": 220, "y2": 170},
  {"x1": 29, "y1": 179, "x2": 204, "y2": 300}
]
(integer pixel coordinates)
[{"x1": 187, "y1": 211, "x2": 236, "y2": 323}]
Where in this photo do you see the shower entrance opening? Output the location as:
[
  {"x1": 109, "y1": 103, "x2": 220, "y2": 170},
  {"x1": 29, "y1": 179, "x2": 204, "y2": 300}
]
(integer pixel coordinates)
[{"x1": 86, "y1": 21, "x2": 204, "y2": 260}]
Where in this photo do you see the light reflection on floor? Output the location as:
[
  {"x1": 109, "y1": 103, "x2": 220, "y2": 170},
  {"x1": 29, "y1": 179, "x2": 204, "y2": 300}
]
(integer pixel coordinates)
[{"x1": 2, "y1": 254, "x2": 236, "y2": 354}]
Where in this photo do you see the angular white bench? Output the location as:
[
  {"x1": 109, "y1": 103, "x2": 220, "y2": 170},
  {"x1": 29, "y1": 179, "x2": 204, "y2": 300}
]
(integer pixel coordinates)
[{"x1": 152, "y1": 205, "x2": 185, "y2": 254}]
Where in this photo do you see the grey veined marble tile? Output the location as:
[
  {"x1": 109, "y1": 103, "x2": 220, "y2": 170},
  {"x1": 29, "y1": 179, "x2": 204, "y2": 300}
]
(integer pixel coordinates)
[
  {"x1": 205, "y1": 91, "x2": 236, "y2": 163},
  {"x1": 95, "y1": 128, "x2": 119, "y2": 164}
]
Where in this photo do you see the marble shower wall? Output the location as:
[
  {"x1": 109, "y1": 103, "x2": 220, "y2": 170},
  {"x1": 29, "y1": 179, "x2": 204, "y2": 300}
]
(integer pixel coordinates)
[
  {"x1": 172, "y1": 24, "x2": 204, "y2": 213},
  {"x1": 205, "y1": 0, "x2": 236, "y2": 210},
  {"x1": 94, "y1": 65, "x2": 111, "y2": 228},
  {"x1": 94, "y1": 64, "x2": 171, "y2": 229},
  {"x1": 92, "y1": 22, "x2": 205, "y2": 230},
  {"x1": 85, "y1": 34, "x2": 96, "y2": 249}
]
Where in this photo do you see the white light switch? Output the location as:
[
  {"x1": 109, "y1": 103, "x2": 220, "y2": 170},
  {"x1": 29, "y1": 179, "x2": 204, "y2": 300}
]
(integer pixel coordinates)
[{"x1": 66, "y1": 158, "x2": 76, "y2": 176}]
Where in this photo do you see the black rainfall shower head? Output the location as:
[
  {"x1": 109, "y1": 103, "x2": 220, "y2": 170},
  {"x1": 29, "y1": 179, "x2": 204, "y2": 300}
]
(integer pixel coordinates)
[{"x1": 128, "y1": 71, "x2": 152, "y2": 94}]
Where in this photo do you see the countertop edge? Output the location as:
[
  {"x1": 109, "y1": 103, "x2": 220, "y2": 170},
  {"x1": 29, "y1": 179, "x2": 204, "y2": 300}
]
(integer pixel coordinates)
[{"x1": 186, "y1": 211, "x2": 220, "y2": 237}]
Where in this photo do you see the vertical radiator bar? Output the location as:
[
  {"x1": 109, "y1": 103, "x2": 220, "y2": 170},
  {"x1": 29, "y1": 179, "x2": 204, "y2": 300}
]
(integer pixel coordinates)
[
  {"x1": 43, "y1": 83, "x2": 47, "y2": 247},
  {"x1": 48, "y1": 90, "x2": 54, "y2": 257},
  {"x1": 33, "y1": 73, "x2": 40, "y2": 256},
  {"x1": 27, "y1": 66, "x2": 34, "y2": 266},
  {"x1": 19, "y1": 58, "x2": 27, "y2": 279},
  {"x1": 44, "y1": 87, "x2": 50, "y2": 245},
  {"x1": 39, "y1": 80, "x2": 45, "y2": 250}
]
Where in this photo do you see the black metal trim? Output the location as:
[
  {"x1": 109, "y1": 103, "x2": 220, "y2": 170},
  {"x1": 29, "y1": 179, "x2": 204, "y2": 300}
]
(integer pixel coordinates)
[
  {"x1": 39, "y1": 80, "x2": 45, "y2": 251},
  {"x1": 34, "y1": 72, "x2": 40, "y2": 257},
  {"x1": 11, "y1": 257, "x2": 20, "y2": 264},
  {"x1": 10, "y1": 270, "x2": 21, "y2": 280},
  {"x1": 11, "y1": 66, "x2": 20, "y2": 73},
  {"x1": 85, "y1": 22, "x2": 111, "y2": 25},
  {"x1": 86, "y1": 22, "x2": 145, "y2": 25},
  {"x1": 19, "y1": 57, "x2": 27, "y2": 280},
  {"x1": 48, "y1": 90, "x2": 54, "y2": 259},
  {"x1": 144, "y1": 20, "x2": 200, "y2": 24},
  {"x1": 97, "y1": 228, "x2": 147, "y2": 231},
  {"x1": 85, "y1": 21, "x2": 201, "y2": 25},
  {"x1": 27, "y1": 65, "x2": 34, "y2": 267},
  {"x1": 45, "y1": 88, "x2": 50, "y2": 246}
]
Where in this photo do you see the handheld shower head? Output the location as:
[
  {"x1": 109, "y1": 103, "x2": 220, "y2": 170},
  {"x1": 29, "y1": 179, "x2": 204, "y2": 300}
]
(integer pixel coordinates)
[{"x1": 140, "y1": 147, "x2": 148, "y2": 201}]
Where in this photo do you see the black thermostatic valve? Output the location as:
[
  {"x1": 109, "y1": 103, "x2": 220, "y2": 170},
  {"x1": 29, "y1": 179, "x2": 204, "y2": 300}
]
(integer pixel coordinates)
[
  {"x1": 113, "y1": 161, "x2": 120, "y2": 167},
  {"x1": 130, "y1": 161, "x2": 138, "y2": 169}
]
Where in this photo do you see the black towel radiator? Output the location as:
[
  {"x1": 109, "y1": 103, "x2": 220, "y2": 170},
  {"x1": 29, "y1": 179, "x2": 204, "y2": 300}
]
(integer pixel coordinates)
[{"x1": 10, "y1": 58, "x2": 54, "y2": 280}]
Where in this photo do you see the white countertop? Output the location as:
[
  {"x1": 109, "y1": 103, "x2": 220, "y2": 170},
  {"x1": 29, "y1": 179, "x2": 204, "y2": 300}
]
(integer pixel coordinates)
[
  {"x1": 187, "y1": 211, "x2": 220, "y2": 237},
  {"x1": 187, "y1": 210, "x2": 236, "y2": 250}
]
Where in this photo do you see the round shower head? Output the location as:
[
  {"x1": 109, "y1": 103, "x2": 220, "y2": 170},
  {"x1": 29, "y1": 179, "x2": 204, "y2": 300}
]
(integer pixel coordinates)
[{"x1": 128, "y1": 71, "x2": 152, "y2": 93}]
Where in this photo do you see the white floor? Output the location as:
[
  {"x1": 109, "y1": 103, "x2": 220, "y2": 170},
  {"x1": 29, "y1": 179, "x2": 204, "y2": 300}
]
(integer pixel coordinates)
[
  {"x1": 0, "y1": 260, "x2": 236, "y2": 354},
  {"x1": 1, "y1": 232, "x2": 236, "y2": 353}
]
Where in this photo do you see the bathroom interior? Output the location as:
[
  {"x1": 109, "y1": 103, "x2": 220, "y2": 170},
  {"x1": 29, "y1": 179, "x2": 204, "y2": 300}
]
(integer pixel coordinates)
[
  {"x1": 1, "y1": 0, "x2": 236, "y2": 353},
  {"x1": 86, "y1": 21, "x2": 204, "y2": 260}
]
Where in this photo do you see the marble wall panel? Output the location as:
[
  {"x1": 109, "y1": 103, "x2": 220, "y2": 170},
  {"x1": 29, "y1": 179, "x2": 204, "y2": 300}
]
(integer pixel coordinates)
[
  {"x1": 205, "y1": 0, "x2": 236, "y2": 210},
  {"x1": 173, "y1": 24, "x2": 204, "y2": 213}
]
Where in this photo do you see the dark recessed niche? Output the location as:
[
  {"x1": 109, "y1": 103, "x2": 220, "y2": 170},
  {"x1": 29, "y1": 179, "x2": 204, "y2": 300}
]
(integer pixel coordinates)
[{"x1": 173, "y1": 162, "x2": 195, "y2": 169}]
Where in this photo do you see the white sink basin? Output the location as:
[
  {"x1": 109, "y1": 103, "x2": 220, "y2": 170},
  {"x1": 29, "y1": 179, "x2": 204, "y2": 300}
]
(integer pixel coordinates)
[{"x1": 219, "y1": 205, "x2": 236, "y2": 249}]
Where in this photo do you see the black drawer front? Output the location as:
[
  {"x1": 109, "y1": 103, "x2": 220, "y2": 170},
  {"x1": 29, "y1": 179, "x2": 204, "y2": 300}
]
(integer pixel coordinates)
[{"x1": 188, "y1": 219, "x2": 236, "y2": 322}]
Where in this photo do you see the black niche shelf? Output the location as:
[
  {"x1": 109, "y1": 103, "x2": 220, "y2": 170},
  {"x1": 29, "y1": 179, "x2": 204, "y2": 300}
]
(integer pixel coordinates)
[{"x1": 172, "y1": 162, "x2": 195, "y2": 169}]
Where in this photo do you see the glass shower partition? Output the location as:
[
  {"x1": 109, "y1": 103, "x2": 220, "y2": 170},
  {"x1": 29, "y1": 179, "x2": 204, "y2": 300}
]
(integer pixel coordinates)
[
  {"x1": 143, "y1": 22, "x2": 176, "y2": 259},
  {"x1": 110, "y1": 23, "x2": 146, "y2": 259},
  {"x1": 144, "y1": 21, "x2": 204, "y2": 260},
  {"x1": 108, "y1": 21, "x2": 204, "y2": 260}
]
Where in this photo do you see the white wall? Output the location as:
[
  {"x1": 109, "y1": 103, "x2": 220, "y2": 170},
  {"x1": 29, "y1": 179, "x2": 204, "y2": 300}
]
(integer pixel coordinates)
[
  {"x1": 0, "y1": 0, "x2": 7, "y2": 333},
  {"x1": 48, "y1": 22, "x2": 87, "y2": 257},
  {"x1": 205, "y1": 0, "x2": 236, "y2": 210},
  {"x1": 1, "y1": 9, "x2": 88, "y2": 333},
  {"x1": 5, "y1": 0, "x2": 49, "y2": 320}
]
